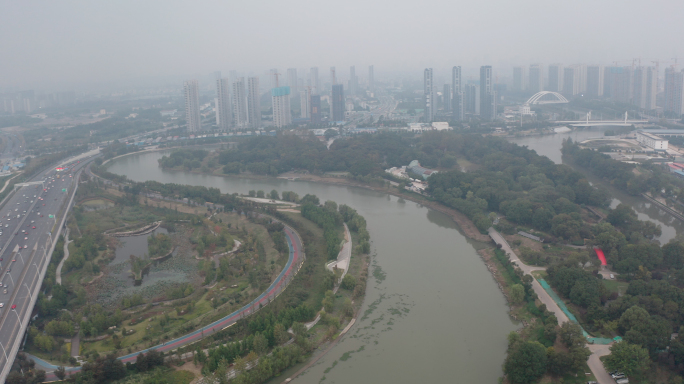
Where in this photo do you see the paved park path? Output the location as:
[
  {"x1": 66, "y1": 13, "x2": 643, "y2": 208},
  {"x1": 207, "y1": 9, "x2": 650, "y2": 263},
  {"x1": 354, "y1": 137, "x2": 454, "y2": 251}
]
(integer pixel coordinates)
[
  {"x1": 55, "y1": 227, "x2": 72, "y2": 285},
  {"x1": 488, "y1": 228, "x2": 612, "y2": 384}
]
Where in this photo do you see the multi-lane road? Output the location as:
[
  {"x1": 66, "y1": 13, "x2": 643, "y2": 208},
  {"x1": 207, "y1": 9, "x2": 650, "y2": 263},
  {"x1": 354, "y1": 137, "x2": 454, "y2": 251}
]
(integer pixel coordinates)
[{"x1": 0, "y1": 154, "x2": 94, "y2": 382}]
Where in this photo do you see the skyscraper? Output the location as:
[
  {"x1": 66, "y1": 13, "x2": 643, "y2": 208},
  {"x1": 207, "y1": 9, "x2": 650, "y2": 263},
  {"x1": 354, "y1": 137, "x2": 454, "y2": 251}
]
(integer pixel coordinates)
[
  {"x1": 232, "y1": 78, "x2": 248, "y2": 128},
  {"x1": 287, "y1": 68, "x2": 298, "y2": 98},
  {"x1": 586, "y1": 66, "x2": 604, "y2": 97},
  {"x1": 645, "y1": 66, "x2": 658, "y2": 111},
  {"x1": 310, "y1": 94, "x2": 321, "y2": 124},
  {"x1": 563, "y1": 65, "x2": 583, "y2": 97},
  {"x1": 183, "y1": 80, "x2": 201, "y2": 132},
  {"x1": 548, "y1": 64, "x2": 563, "y2": 92},
  {"x1": 272, "y1": 86, "x2": 292, "y2": 128},
  {"x1": 368, "y1": 65, "x2": 375, "y2": 92},
  {"x1": 513, "y1": 67, "x2": 526, "y2": 92},
  {"x1": 215, "y1": 78, "x2": 232, "y2": 130},
  {"x1": 331, "y1": 84, "x2": 345, "y2": 122},
  {"x1": 480, "y1": 66, "x2": 497, "y2": 121},
  {"x1": 309, "y1": 67, "x2": 319, "y2": 94},
  {"x1": 300, "y1": 88, "x2": 311, "y2": 119},
  {"x1": 464, "y1": 84, "x2": 477, "y2": 114},
  {"x1": 452, "y1": 66, "x2": 463, "y2": 121},
  {"x1": 348, "y1": 66, "x2": 358, "y2": 96},
  {"x1": 330, "y1": 67, "x2": 337, "y2": 86},
  {"x1": 528, "y1": 64, "x2": 543, "y2": 93},
  {"x1": 247, "y1": 77, "x2": 261, "y2": 129},
  {"x1": 664, "y1": 67, "x2": 684, "y2": 116},
  {"x1": 442, "y1": 84, "x2": 451, "y2": 113},
  {"x1": 423, "y1": 68, "x2": 436, "y2": 122}
]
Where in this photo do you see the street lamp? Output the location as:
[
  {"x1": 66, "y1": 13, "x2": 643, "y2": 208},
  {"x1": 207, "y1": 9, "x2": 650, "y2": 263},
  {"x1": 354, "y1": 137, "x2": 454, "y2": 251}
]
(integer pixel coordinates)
[
  {"x1": 23, "y1": 283, "x2": 33, "y2": 302},
  {"x1": 31, "y1": 262, "x2": 39, "y2": 275},
  {"x1": 6, "y1": 273, "x2": 14, "y2": 287},
  {"x1": 0, "y1": 341, "x2": 8, "y2": 361},
  {"x1": 16, "y1": 252, "x2": 24, "y2": 265},
  {"x1": 12, "y1": 308, "x2": 23, "y2": 328}
]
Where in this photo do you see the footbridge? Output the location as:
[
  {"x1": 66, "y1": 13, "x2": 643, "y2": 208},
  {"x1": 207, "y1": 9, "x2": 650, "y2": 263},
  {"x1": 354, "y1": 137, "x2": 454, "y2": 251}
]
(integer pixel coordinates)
[{"x1": 556, "y1": 111, "x2": 648, "y2": 127}]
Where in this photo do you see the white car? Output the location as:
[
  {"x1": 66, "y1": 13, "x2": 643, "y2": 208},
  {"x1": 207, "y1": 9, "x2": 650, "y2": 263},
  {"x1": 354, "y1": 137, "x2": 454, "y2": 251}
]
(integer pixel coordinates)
[{"x1": 0, "y1": 303, "x2": 3, "y2": 308}]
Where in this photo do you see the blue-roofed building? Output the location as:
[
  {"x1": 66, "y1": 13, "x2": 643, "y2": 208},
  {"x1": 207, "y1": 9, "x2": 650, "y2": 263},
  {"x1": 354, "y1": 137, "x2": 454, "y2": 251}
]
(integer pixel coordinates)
[{"x1": 407, "y1": 160, "x2": 437, "y2": 180}]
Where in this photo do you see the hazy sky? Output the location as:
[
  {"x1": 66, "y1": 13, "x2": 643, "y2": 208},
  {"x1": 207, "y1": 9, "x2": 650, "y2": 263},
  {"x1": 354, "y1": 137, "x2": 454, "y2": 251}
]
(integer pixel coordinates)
[{"x1": 2, "y1": 0, "x2": 682, "y2": 90}]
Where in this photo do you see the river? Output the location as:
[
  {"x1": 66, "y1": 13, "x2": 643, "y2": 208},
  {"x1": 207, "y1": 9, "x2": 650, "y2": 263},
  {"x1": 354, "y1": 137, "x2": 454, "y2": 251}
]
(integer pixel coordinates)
[
  {"x1": 509, "y1": 128, "x2": 684, "y2": 244},
  {"x1": 108, "y1": 151, "x2": 518, "y2": 384}
]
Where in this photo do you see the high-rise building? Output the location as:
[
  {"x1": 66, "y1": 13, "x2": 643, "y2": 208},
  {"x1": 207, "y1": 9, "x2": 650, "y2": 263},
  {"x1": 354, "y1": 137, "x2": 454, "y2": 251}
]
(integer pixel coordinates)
[
  {"x1": 443, "y1": 84, "x2": 451, "y2": 113},
  {"x1": 513, "y1": 67, "x2": 526, "y2": 92},
  {"x1": 368, "y1": 65, "x2": 375, "y2": 92},
  {"x1": 548, "y1": 64, "x2": 563, "y2": 93},
  {"x1": 287, "y1": 68, "x2": 298, "y2": 98},
  {"x1": 528, "y1": 64, "x2": 543, "y2": 93},
  {"x1": 183, "y1": 80, "x2": 201, "y2": 132},
  {"x1": 633, "y1": 66, "x2": 658, "y2": 110},
  {"x1": 215, "y1": 78, "x2": 232, "y2": 130},
  {"x1": 270, "y1": 69, "x2": 280, "y2": 88},
  {"x1": 664, "y1": 67, "x2": 684, "y2": 116},
  {"x1": 423, "y1": 68, "x2": 436, "y2": 122},
  {"x1": 464, "y1": 84, "x2": 477, "y2": 114},
  {"x1": 310, "y1": 94, "x2": 321, "y2": 124},
  {"x1": 604, "y1": 66, "x2": 632, "y2": 103},
  {"x1": 331, "y1": 84, "x2": 345, "y2": 122},
  {"x1": 330, "y1": 67, "x2": 337, "y2": 86},
  {"x1": 300, "y1": 88, "x2": 311, "y2": 119},
  {"x1": 348, "y1": 66, "x2": 358, "y2": 96},
  {"x1": 563, "y1": 65, "x2": 583, "y2": 97},
  {"x1": 586, "y1": 66, "x2": 604, "y2": 97},
  {"x1": 452, "y1": 66, "x2": 463, "y2": 121},
  {"x1": 309, "y1": 67, "x2": 320, "y2": 94},
  {"x1": 480, "y1": 66, "x2": 497, "y2": 120},
  {"x1": 271, "y1": 86, "x2": 292, "y2": 128},
  {"x1": 232, "y1": 78, "x2": 248, "y2": 128},
  {"x1": 247, "y1": 77, "x2": 261, "y2": 129}
]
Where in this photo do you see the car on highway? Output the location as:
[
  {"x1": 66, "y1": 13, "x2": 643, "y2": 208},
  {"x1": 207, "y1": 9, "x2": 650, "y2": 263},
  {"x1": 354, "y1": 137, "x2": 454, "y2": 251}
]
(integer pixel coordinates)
[
  {"x1": 24, "y1": 245, "x2": 27, "y2": 248},
  {"x1": 0, "y1": 303, "x2": 3, "y2": 308},
  {"x1": 32, "y1": 226, "x2": 35, "y2": 229},
  {"x1": 11, "y1": 304, "x2": 16, "y2": 309},
  {"x1": 3, "y1": 289, "x2": 6, "y2": 294}
]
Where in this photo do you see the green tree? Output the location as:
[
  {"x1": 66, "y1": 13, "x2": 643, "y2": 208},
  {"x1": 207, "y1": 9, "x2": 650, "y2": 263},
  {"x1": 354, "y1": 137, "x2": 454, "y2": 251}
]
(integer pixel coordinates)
[
  {"x1": 559, "y1": 322, "x2": 584, "y2": 348},
  {"x1": 604, "y1": 342, "x2": 650, "y2": 378},
  {"x1": 504, "y1": 341, "x2": 548, "y2": 384},
  {"x1": 270, "y1": 190, "x2": 279, "y2": 200},
  {"x1": 510, "y1": 284, "x2": 525, "y2": 304}
]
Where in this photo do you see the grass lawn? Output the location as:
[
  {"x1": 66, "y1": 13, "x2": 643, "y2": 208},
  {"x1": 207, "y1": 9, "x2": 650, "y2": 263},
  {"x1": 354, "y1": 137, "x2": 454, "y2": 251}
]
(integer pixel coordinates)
[{"x1": 603, "y1": 279, "x2": 629, "y2": 296}]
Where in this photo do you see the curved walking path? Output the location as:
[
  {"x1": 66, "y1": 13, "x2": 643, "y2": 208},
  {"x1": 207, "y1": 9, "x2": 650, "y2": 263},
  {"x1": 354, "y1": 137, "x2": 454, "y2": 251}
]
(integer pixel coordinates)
[
  {"x1": 34, "y1": 220, "x2": 305, "y2": 380},
  {"x1": 488, "y1": 228, "x2": 613, "y2": 384},
  {"x1": 55, "y1": 228, "x2": 71, "y2": 285}
]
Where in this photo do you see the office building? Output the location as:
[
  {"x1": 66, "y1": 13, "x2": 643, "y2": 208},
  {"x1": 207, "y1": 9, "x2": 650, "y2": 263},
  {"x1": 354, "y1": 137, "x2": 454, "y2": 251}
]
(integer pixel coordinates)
[
  {"x1": 369, "y1": 65, "x2": 375, "y2": 92},
  {"x1": 452, "y1": 66, "x2": 463, "y2": 121},
  {"x1": 513, "y1": 67, "x2": 526, "y2": 92},
  {"x1": 272, "y1": 86, "x2": 292, "y2": 128},
  {"x1": 300, "y1": 88, "x2": 311, "y2": 119},
  {"x1": 247, "y1": 77, "x2": 261, "y2": 129},
  {"x1": 529, "y1": 64, "x2": 543, "y2": 93},
  {"x1": 287, "y1": 68, "x2": 298, "y2": 97},
  {"x1": 424, "y1": 68, "x2": 436, "y2": 122},
  {"x1": 310, "y1": 94, "x2": 322, "y2": 124},
  {"x1": 232, "y1": 77, "x2": 248, "y2": 128},
  {"x1": 349, "y1": 66, "x2": 358, "y2": 96},
  {"x1": 309, "y1": 67, "x2": 319, "y2": 94},
  {"x1": 464, "y1": 84, "x2": 478, "y2": 114},
  {"x1": 586, "y1": 65, "x2": 604, "y2": 97},
  {"x1": 442, "y1": 84, "x2": 451, "y2": 113},
  {"x1": 633, "y1": 66, "x2": 658, "y2": 110},
  {"x1": 331, "y1": 84, "x2": 345, "y2": 122},
  {"x1": 183, "y1": 80, "x2": 201, "y2": 132},
  {"x1": 480, "y1": 66, "x2": 497, "y2": 120},
  {"x1": 215, "y1": 78, "x2": 232, "y2": 130},
  {"x1": 664, "y1": 67, "x2": 684, "y2": 116},
  {"x1": 548, "y1": 64, "x2": 563, "y2": 92}
]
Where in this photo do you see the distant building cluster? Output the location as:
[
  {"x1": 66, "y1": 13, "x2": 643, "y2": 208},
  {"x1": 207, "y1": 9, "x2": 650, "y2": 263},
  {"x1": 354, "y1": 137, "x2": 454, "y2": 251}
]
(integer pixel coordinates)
[
  {"x1": 1, "y1": 90, "x2": 75, "y2": 114},
  {"x1": 183, "y1": 65, "x2": 376, "y2": 133},
  {"x1": 423, "y1": 65, "x2": 495, "y2": 122}
]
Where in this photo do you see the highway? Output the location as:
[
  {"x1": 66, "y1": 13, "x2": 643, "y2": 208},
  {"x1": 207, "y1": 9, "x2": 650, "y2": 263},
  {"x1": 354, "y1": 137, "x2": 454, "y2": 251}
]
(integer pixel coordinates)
[{"x1": 0, "y1": 154, "x2": 95, "y2": 382}]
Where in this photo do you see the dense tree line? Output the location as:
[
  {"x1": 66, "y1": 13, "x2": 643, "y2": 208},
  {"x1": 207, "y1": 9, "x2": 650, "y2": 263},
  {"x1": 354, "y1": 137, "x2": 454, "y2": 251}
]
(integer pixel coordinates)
[
  {"x1": 158, "y1": 149, "x2": 208, "y2": 170},
  {"x1": 300, "y1": 202, "x2": 342, "y2": 260}
]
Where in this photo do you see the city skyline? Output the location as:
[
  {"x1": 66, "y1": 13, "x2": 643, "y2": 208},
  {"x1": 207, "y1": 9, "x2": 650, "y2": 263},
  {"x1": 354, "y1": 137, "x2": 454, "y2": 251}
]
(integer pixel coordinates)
[{"x1": 2, "y1": 0, "x2": 683, "y2": 90}]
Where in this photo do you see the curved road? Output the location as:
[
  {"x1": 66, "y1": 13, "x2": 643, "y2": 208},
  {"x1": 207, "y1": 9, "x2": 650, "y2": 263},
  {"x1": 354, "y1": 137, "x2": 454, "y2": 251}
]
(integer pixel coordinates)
[{"x1": 36, "y1": 221, "x2": 304, "y2": 379}]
